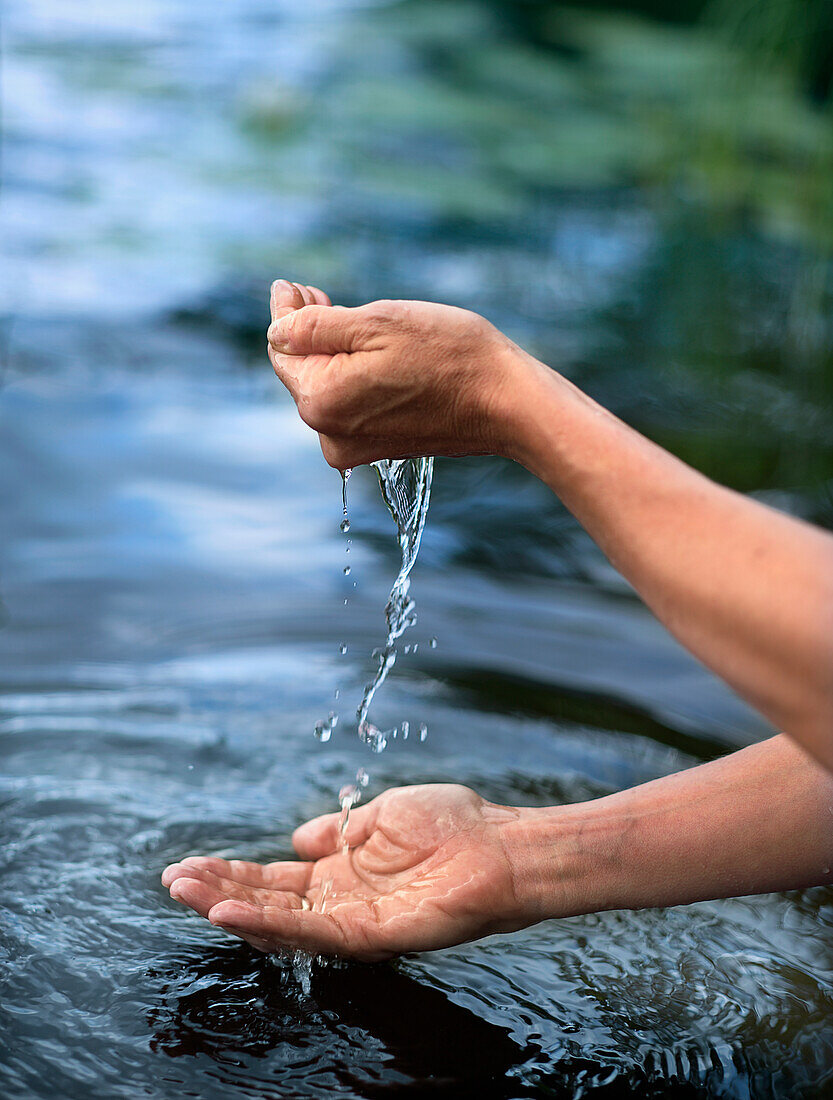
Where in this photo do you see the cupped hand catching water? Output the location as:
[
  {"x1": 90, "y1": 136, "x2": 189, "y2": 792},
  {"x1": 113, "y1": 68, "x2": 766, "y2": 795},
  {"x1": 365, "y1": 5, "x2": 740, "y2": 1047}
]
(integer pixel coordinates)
[
  {"x1": 267, "y1": 280, "x2": 538, "y2": 470},
  {"x1": 162, "y1": 784, "x2": 533, "y2": 961}
]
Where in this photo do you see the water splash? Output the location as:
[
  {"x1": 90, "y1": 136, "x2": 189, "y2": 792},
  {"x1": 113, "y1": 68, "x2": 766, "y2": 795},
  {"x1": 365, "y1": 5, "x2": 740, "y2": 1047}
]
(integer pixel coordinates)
[
  {"x1": 355, "y1": 457, "x2": 434, "y2": 752},
  {"x1": 288, "y1": 949, "x2": 313, "y2": 996}
]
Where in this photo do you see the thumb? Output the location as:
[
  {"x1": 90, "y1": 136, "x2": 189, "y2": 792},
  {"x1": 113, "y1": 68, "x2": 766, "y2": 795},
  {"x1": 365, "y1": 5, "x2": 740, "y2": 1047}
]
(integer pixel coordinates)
[
  {"x1": 292, "y1": 799, "x2": 378, "y2": 859},
  {"x1": 268, "y1": 304, "x2": 372, "y2": 357}
]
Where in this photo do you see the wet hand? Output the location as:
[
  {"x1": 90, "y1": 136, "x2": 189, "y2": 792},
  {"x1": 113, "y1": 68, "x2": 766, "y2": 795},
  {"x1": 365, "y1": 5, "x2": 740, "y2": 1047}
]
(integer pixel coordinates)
[
  {"x1": 162, "y1": 784, "x2": 528, "y2": 961},
  {"x1": 267, "y1": 280, "x2": 534, "y2": 470}
]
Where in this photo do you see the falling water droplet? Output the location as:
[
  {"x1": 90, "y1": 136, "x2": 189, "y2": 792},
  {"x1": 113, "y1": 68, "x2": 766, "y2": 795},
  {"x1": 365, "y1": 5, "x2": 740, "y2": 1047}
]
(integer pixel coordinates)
[
  {"x1": 340, "y1": 517, "x2": 350, "y2": 534},
  {"x1": 314, "y1": 712, "x2": 338, "y2": 742},
  {"x1": 429, "y1": 636, "x2": 438, "y2": 648},
  {"x1": 343, "y1": 565, "x2": 351, "y2": 576},
  {"x1": 419, "y1": 723, "x2": 428, "y2": 742},
  {"x1": 339, "y1": 643, "x2": 347, "y2": 655}
]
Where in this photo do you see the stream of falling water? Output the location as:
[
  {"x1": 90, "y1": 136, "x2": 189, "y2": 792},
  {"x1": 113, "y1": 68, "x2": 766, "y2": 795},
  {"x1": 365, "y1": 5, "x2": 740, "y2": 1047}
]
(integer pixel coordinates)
[
  {"x1": 295, "y1": 459, "x2": 433, "y2": 985},
  {"x1": 334, "y1": 458, "x2": 433, "y2": 822},
  {"x1": 357, "y1": 457, "x2": 434, "y2": 751}
]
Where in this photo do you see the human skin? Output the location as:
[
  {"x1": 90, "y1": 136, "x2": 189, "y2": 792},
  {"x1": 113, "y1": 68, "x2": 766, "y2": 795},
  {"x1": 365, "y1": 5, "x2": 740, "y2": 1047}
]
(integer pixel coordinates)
[{"x1": 163, "y1": 280, "x2": 833, "y2": 959}]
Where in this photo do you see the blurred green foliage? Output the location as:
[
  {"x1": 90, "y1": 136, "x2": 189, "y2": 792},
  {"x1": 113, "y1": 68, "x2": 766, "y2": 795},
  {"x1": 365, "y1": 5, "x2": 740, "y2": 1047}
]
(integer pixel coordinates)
[
  {"x1": 238, "y1": 0, "x2": 833, "y2": 250},
  {"x1": 230, "y1": 0, "x2": 833, "y2": 525}
]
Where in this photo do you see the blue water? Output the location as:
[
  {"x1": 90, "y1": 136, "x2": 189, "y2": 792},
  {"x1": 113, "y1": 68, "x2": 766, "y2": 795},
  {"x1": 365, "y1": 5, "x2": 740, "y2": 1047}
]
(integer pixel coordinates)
[{"x1": 2, "y1": 0, "x2": 832, "y2": 1096}]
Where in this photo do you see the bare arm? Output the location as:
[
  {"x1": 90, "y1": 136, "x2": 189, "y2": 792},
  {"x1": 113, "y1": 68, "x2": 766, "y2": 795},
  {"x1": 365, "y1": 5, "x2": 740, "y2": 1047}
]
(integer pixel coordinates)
[
  {"x1": 507, "y1": 734, "x2": 833, "y2": 921},
  {"x1": 501, "y1": 353, "x2": 833, "y2": 770},
  {"x1": 160, "y1": 283, "x2": 833, "y2": 959},
  {"x1": 267, "y1": 282, "x2": 833, "y2": 770},
  {"x1": 164, "y1": 734, "x2": 833, "y2": 958}
]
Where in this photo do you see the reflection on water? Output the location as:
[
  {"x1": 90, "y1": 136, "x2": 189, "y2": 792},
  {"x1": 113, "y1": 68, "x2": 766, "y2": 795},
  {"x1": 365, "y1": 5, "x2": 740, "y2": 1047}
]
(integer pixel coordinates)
[
  {"x1": 149, "y1": 949, "x2": 529, "y2": 1099},
  {"x1": 1, "y1": 0, "x2": 832, "y2": 1097}
]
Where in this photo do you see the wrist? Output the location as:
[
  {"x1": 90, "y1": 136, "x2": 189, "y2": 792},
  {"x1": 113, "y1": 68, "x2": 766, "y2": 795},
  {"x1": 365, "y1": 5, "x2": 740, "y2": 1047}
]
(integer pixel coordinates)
[
  {"x1": 485, "y1": 337, "x2": 591, "y2": 476},
  {"x1": 482, "y1": 338, "x2": 551, "y2": 462},
  {"x1": 499, "y1": 801, "x2": 627, "y2": 925}
]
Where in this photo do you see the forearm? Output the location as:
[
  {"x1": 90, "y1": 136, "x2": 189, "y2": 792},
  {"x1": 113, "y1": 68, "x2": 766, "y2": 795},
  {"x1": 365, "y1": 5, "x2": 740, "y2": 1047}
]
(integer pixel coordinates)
[
  {"x1": 498, "y1": 350, "x2": 833, "y2": 767},
  {"x1": 504, "y1": 735, "x2": 833, "y2": 922}
]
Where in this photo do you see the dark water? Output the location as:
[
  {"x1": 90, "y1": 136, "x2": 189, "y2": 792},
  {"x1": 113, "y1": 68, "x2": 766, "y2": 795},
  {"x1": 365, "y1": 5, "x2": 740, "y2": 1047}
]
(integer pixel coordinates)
[{"x1": 2, "y1": 1, "x2": 833, "y2": 1097}]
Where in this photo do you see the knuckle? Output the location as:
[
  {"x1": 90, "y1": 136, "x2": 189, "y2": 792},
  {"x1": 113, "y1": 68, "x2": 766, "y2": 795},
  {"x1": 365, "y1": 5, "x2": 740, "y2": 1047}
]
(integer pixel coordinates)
[{"x1": 363, "y1": 300, "x2": 397, "y2": 327}]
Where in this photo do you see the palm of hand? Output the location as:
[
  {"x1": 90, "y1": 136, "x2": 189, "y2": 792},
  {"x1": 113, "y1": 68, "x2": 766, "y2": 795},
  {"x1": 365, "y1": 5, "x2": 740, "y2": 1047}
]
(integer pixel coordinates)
[{"x1": 163, "y1": 785, "x2": 521, "y2": 961}]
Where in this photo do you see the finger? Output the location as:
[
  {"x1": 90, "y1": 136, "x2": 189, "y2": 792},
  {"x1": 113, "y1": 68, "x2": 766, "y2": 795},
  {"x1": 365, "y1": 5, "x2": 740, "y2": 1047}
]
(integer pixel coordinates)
[
  {"x1": 165, "y1": 864, "x2": 308, "y2": 908},
  {"x1": 270, "y1": 278, "x2": 306, "y2": 320},
  {"x1": 164, "y1": 856, "x2": 312, "y2": 893},
  {"x1": 208, "y1": 900, "x2": 371, "y2": 958},
  {"x1": 168, "y1": 875, "x2": 228, "y2": 919},
  {"x1": 292, "y1": 800, "x2": 378, "y2": 860},
  {"x1": 268, "y1": 303, "x2": 374, "y2": 356},
  {"x1": 307, "y1": 284, "x2": 332, "y2": 306},
  {"x1": 267, "y1": 342, "x2": 302, "y2": 398},
  {"x1": 292, "y1": 282, "x2": 316, "y2": 306}
]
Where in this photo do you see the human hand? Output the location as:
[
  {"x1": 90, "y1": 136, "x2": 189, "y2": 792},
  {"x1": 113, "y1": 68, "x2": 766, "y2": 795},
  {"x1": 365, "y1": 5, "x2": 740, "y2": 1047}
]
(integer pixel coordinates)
[
  {"x1": 162, "y1": 784, "x2": 533, "y2": 961},
  {"x1": 266, "y1": 280, "x2": 538, "y2": 469}
]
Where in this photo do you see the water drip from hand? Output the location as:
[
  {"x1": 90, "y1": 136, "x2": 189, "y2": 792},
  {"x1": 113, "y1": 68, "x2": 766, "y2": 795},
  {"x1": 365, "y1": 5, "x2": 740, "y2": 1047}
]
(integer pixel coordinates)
[{"x1": 355, "y1": 457, "x2": 434, "y2": 751}]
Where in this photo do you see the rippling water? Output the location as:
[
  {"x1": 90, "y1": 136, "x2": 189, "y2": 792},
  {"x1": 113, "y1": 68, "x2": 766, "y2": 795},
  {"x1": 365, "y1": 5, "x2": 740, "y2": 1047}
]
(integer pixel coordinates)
[{"x1": 2, "y1": 0, "x2": 832, "y2": 1096}]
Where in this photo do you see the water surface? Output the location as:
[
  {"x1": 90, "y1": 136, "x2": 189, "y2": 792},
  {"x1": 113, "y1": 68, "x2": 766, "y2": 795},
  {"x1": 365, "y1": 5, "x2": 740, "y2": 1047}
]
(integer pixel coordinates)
[{"x1": 2, "y1": 0, "x2": 832, "y2": 1096}]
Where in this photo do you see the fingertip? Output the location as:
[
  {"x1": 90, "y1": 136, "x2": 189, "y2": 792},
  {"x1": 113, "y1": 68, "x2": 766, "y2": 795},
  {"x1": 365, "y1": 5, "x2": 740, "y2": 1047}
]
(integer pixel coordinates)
[
  {"x1": 270, "y1": 278, "x2": 306, "y2": 318},
  {"x1": 168, "y1": 876, "x2": 193, "y2": 902},
  {"x1": 292, "y1": 815, "x2": 336, "y2": 860},
  {"x1": 292, "y1": 282, "x2": 315, "y2": 306},
  {"x1": 209, "y1": 900, "x2": 256, "y2": 927},
  {"x1": 161, "y1": 864, "x2": 181, "y2": 888},
  {"x1": 270, "y1": 278, "x2": 287, "y2": 315}
]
